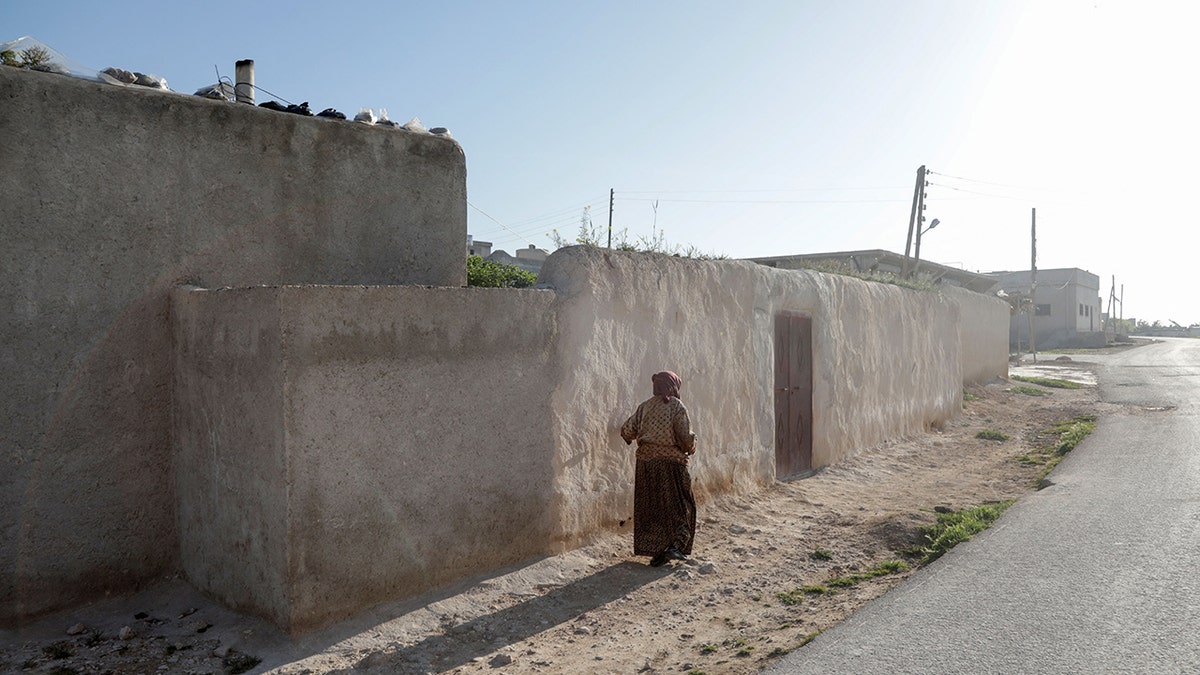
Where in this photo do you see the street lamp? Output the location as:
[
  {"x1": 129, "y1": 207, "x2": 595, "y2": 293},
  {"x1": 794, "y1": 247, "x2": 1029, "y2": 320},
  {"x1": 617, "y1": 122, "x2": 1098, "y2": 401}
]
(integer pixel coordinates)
[{"x1": 914, "y1": 217, "x2": 939, "y2": 264}]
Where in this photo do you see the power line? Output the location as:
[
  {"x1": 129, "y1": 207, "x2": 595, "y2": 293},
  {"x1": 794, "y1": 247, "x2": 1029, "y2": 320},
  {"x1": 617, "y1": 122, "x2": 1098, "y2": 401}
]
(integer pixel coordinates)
[
  {"x1": 926, "y1": 170, "x2": 1055, "y2": 192},
  {"x1": 467, "y1": 201, "x2": 532, "y2": 244},
  {"x1": 926, "y1": 181, "x2": 1034, "y2": 201},
  {"x1": 618, "y1": 197, "x2": 910, "y2": 204},
  {"x1": 619, "y1": 186, "x2": 908, "y2": 194}
]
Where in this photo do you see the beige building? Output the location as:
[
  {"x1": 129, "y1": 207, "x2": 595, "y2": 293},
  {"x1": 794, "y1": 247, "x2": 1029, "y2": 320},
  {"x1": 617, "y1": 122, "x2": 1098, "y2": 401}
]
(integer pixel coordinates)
[
  {"x1": 987, "y1": 268, "x2": 1104, "y2": 349},
  {"x1": 749, "y1": 249, "x2": 1000, "y2": 294}
]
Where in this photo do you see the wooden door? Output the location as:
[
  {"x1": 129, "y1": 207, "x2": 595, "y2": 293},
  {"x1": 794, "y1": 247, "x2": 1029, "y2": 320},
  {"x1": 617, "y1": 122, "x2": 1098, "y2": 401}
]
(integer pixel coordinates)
[{"x1": 774, "y1": 313, "x2": 813, "y2": 478}]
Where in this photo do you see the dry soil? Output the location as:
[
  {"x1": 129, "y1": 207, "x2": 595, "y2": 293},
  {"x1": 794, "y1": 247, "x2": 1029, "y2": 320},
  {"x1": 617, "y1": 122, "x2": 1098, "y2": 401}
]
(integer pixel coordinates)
[{"x1": 2, "y1": 359, "x2": 1110, "y2": 675}]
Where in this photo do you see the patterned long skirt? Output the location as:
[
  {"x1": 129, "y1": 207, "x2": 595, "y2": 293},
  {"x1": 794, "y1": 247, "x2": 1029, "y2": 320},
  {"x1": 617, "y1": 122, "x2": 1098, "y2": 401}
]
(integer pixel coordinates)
[{"x1": 633, "y1": 458, "x2": 697, "y2": 556}]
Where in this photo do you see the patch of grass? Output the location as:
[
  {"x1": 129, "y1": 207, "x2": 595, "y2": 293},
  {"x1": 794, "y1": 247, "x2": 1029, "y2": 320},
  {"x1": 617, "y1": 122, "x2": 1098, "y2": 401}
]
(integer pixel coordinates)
[
  {"x1": 223, "y1": 651, "x2": 262, "y2": 675},
  {"x1": 821, "y1": 560, "x2": 910, "y2": 590},
  {"x1": 736, "y1": 647, "x2": 754, "y2": 657},
  {"x1": 963, "y1": 389, "x2": 982, "y2": 402},
  {"x1": 722, "y1": 638, "x2": 748, "y2": 649},
  {"x1": 1011, "y1": 375, "x2": 1083, "y2": 389},
  {"x1": 871, "y1": 560, "x2": 909, "y2": 575},
  {"x1": 699, "y1": 644, "x2": 718, "y2": 654},
  {"x1": 776, "y1": 589, "x2": 806, "y2": 605},
  {"x1": 1018, "y1": 415, "x2": 1099, "y2": 486},
  {"x1": 808, "y1": 548, "x2": 833, "y2": 561},
  {"x1": 688, "y1": 670, "x2": 708, "y2": 675},
  {"x1": 916, "y1": 501, "x2": 1013, "y2": 564},
  {"x1": 799, "y1": 629, "x2": 823, "y2": 647},
  {"x1": 1056, "y1": 419, "x2": 1096, "y2": 454},
  {"x1": 42, "y1": 642, "x2": 73, "y2": 660},
  {"x1": 975, "y1": 429, "x2": 1009, "y2": 441},
  {"x1": 801, "y1": 585, "x2": 829, "y2": 595},
  {"x1": 1043, "y1": 414, "x2": 1097, "y2": 435},
  {"x1": 1011, "y1": 385, "x2": 1050, "y2": 397}
]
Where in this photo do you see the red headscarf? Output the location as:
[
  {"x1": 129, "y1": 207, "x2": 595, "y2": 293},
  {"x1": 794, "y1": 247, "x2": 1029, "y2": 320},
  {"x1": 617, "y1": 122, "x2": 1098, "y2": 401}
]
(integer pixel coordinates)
[{"x1": 652, "y1": 371, "x2": 682, "y2": 403}]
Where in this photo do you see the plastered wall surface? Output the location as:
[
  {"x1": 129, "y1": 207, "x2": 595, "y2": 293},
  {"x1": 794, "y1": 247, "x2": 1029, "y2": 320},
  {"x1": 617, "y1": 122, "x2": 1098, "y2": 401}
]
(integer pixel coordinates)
[
  {"x1": 173, "y1": 285, "x2": 558, "y2": 631},
  {"x1": 172, "y1": 287, "x2": 290, "y2": 619},
  {"x1": 539, "y1": 247, "x2": 998, "y2": 550},
  {"x1": 946, "y1": 285, "x2": 1011, "y2": 384},
  {"x1": 175, "y1": 252, "x2": 1004, "y2": 631},
  {"x1": 0, "y1": 66, "x2": 466, "y2": 623}
]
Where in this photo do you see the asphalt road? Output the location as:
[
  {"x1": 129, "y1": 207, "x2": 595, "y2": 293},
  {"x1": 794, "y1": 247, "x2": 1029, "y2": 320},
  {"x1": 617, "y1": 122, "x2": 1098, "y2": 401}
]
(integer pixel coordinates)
[{"x1": 767, "y1": 338, "x2": 1200, "y2": 674}]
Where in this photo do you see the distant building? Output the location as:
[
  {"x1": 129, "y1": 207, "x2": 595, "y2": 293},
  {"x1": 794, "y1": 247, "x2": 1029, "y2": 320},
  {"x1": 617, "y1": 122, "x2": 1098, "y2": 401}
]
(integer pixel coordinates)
[
  {"x1": 467, "y1": 236, "x2": 549, "y2": 276},
  {"x1": 986, "y1": 268, "x2": 1104, "y2": 349},
  {"x1": 748, "y1": 249, "x2": 1000, "y2": 294},
  {"x1": 488, "y1": 244, "x2": 549, "y2": 275},
  {"x1": 467, "y1": 235, "x2": 492, "y2": 258}
]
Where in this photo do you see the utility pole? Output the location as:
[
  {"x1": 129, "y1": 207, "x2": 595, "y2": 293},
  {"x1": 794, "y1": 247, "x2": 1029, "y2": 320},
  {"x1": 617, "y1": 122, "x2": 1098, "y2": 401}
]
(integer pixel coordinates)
[
  {"x1": 1106, "y1": 276, "x2": 1116, "y2": 341},
  {"x1": 1119, "y1": 284, "x2": 1124, "y2": 337},
  {"x1": 607, "y1": 188, "x2": 614, "y2": 249},
  {"x1": 1029, "y1": 208, "x2": 1037, "y2": 362},
  {"x1": 902, "y1": 165, "x2": 926, "y2": 277}
]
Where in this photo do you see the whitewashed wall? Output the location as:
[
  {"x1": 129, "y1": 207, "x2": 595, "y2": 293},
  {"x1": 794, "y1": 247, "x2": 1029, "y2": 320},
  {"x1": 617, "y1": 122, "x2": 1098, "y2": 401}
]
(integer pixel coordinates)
[
  {"x1": 540, "y1": 247, "x2": 1006, "y2": 550},
  {"x1": 170, "y1": 247, "x2": 1008, "y2": 631}
]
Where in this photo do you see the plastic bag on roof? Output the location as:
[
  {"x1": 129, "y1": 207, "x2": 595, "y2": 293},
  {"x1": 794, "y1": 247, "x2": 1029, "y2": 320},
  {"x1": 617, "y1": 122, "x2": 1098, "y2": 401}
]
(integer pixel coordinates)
[
  {"x1": 354, "y1": 107, "x2": 376, "y2": 124},
  {"x1": 259, "y1": 100, "x2": 312, "y2": 116},
  {"x1": 194, "y1": 81, "x2": 235, "y2": 101},
  {"x1": 377, "y1": 107, "x2": 400, "y2": 128},
  {"x1": 402, "y1": 117, "x2": 428, "y2": 133},
  {"x1": 102, "y1": 67, "x2": 136, "y2": 84},
  {"x1": 133, "y1": 72, "x2": 168, "y2": 89}
]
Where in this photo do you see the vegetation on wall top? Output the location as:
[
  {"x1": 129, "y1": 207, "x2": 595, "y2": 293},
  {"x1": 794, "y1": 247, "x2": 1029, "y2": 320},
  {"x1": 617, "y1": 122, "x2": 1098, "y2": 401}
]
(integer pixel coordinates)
[
  {"x1": 792, "y1": 259, "x2": 936, "y2": 292},
  {"x1": 466, "y1": 255, "x2": 537, "y2": 288},
  {"x1": 549, "y1": 207, "x2": 727, "y2": 260}
]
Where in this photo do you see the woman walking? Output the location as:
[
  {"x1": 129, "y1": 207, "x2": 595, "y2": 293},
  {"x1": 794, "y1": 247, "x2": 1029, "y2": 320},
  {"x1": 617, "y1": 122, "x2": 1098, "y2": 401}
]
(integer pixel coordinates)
[{"x1": 620, "y1": 371, "x2": 697, "y2": 566}]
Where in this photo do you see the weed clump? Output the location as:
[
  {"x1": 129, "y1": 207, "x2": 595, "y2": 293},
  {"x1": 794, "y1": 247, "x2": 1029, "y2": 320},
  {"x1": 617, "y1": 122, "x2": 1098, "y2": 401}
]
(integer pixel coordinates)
[
  {"x1": 976, "y1": 429, "x2": 1009, "y2": 441},
  {"x1": 915, "y1": 501, "x2": 1013, "y2": 563},
  {"x1": 1011, "y1": 375, "x2": 1083, "y2": 389},
  {"x1": 808, "y1": 549, "x2": 833, "y2": 561},
  {"x1": 1052, "y1": 417, "x2": 1097, "y2": 454},
  {"x1": 42, "y1": 642, "x2": 73, "y2": 660}
]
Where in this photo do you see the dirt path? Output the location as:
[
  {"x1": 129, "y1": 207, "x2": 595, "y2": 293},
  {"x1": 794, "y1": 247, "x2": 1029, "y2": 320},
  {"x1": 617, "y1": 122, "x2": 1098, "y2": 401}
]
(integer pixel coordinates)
[{"x1": 2, "y1": 365, "x2": 1106, "y2": 675}]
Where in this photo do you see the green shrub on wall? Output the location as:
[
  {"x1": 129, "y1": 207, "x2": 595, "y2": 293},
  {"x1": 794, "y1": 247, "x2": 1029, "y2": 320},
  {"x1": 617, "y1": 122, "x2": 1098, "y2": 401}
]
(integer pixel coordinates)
[{"x1": 466, "y1": 255, "x2": 537, "y2": 288}]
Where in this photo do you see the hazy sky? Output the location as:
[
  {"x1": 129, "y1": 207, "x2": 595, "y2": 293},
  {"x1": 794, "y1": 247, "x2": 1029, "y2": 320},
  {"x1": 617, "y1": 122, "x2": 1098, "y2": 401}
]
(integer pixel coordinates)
[{"x1": 4, "y1": 1, "x2": 1195, "y2": 323}]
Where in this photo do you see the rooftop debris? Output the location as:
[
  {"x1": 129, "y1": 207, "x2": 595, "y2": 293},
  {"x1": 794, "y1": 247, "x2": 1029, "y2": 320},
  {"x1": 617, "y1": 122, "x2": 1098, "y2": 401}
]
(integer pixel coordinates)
[{"x1": 2, "y1": 35, "x2": 452, "y2": 137}]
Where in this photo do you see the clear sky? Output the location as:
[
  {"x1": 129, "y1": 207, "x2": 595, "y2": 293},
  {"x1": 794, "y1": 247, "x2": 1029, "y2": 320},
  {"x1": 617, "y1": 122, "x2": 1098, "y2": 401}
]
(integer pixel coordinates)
[{"x1": 4, "y1": 0, "x2": 1195, "y2": 324}]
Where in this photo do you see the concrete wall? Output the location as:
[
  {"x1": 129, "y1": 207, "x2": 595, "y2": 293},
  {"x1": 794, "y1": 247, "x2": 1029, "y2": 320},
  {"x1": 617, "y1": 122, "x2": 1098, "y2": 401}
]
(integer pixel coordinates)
[
  {"x1": 173, "y1": 285, "x2": 557, "y2": 631},
  {"x1": 539, "y1": 247, "x2": 1005, "y2": 550},
  {"x1": 946, "y1": 286, "x2": 1011, "y2": 384},
  {"x1": 0, "y1": 66, "x2": 466, "y2": 623},
  {"x1": 171, "y1": 249, "x2": 1006, "y2": 631},
  {"x1": 172, "y1": 287, "x2": 290, "y2": 619}
]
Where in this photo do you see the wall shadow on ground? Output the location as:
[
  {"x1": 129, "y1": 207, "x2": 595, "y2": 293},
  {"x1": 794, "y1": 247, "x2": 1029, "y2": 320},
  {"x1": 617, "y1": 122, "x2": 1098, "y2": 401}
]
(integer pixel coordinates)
[{"x1": 320, "y1": 561, "x2": 670, "y2": 672}]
